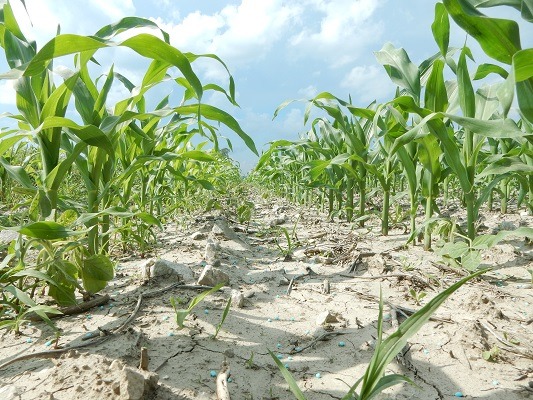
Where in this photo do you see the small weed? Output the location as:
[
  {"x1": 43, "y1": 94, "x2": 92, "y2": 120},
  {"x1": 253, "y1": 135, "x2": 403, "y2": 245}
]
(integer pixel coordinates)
[
  {"x1": 482, "y1": 346, "x2": 500, "y2": 362},
  {"x1": 408, "y1": 288, "x2": 427, "y2": 306},
  {"x1": 170, "y1": 283, "x2": 224, "y2": 330},
  {"x1": 244, "y1": 351, "x2": 259, "y2": 370}
]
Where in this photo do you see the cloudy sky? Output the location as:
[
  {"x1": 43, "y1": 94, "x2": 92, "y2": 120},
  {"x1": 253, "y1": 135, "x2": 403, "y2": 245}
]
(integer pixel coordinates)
[{"x1": 1, "y1": 0, "x2": 532, "y2": 170}]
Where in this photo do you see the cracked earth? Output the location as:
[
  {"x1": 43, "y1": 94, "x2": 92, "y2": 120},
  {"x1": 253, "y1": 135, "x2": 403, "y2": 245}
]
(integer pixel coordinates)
[{"x1": 1, "y1": 197, "x2": 532, "y2": 399}]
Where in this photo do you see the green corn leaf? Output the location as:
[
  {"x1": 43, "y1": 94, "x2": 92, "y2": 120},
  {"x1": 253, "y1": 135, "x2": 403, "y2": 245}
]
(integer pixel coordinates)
[
  {"x1": 24, "y1": 34, "x2": 108, "y2": 75},
  {"x1": 458, "y1": 47, "x2": 476, "y2": 118},
  {"x1": 475, "y1": 83, "x2": 501, "y2": 120},
  {"x1": 20, "y1": 304, "x2": 62, "y2": 330},
  {"x1": 375, "y1": 43, "x2": 421, "y2": 100},
  {"x1": 447, "y1": 115, "x2": 525, "y2": 139},
  {"x1": 93, "y1": 64, "x2": 114, "y2": 117},
  {"x1": 424, "y1": 59, "x2": 448, "y2": 112},
  {"x1": 204, "y1": 83, "x2": 240, "y2": 107},
  {"x1": 13, "y1": 269, "x2": 76, "y2": 305},
  {"x1": 273, "y1": 99, "x2": 299, "y2": 120},
  {"x1": 13, "y1": 221, "x2": 77, "y2": 239},
  {"x1": 478, "y1": 156, "x2": 533, "y2": 178},
  {"x1": 443, "y1": 0, "x2": 521, "y2": 64},
  {"x1": 513, "y1": 49, "x2": 533, "y2": 82},
  {"x1": 475, "y1": 173, "x2": 512, "y2": 210},
  {"x1": 185, "y1": 52, "x2": 238, "y2": 103},
  {"x1": 94, "y1": 16, "x2": 170, "y2": 42},
  {"x1": 13, "y1": 76, "x2": 40, "y2": 128},
  {"x1": 39, "y1": 116, "x2": 114, "y2": 153},
  {"x1": 17, "y1": 33, "x2": 203, "y2": 101},
  {"x1": 4, "y1": 285, "x2": 38, "y2": 307},
  {"x1": 2, "y1": 2, "x2": 28, "y2": 43},
  {"x1": 213, "y1": 296, "x2": 232, "y2": 339},
  {"x1": 137, "y1": 212, "x2": 163, "y2": 229},
  {"x1": 268, "y1": 349, "x2": 307, "y2": 400},
  {"x1": 40, "y1": 72, "x2": 78, "y2": 121},
  {"x1": 365, "y1": 374, "x2": 416, "y2": 400},
  {"x1": 469, "y1": 0, "x2": 533, "y2": 22},
  {"x1": 176, "y1": 104, "x2": 258, "y2": 155},
  {"x1": 516, "y1": 78, "x2": 533, "y2": 124},
  {"x1": 120, "y1": 34, "x2": 202, "y2": 100},
  {"x1": 0, "y1": 156, "x2": 35, "y2": 189},
  {"x1": 357, "y1": 269, "x2": 487, "y2": 399},
  {"x1": 472, "y1": 227, "x2": 533, "y2": 249},
  {"x1": 173, "y1": 283, "x2": 224, "y2": 329},
  {"x1": 23, "y1": 305, "x2": 63, "y2": 317},
  {"x1": 474, "y1": 63, "x2": 509, "y2": 80},
  {"x1": 0, "y1": 133, "x2": 28, "y2": 157},
  {"x1": 418, "y1": 135, "x2": 443, "y2": 179},
  {"x1": 432, "y1": 3, "x2": 450, "y2": 56},
  {"x1": 180, "y1": 150, "x2": 216, "y2": 161},
  {"x1": 80, "y1": 255, "x2": 115, "y2": 294},
  {"x1": 45, "y1": 141, "x2": 87, "y2": 191}
]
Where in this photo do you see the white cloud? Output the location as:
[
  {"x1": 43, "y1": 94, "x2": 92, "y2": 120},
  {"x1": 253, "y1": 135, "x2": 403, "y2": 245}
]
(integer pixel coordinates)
[
  {"x1": 150, "y1": 0, "x2": 301, "y2": 78},
  {"x1": 298, "y1": 85, "x2": 318, "y2": 99},
  {"x1": 290, "y1": 0, "x2": 383, "y2": 67},
  {"x1": 213, "y1": 1, "x2": 301, "y2": 62},
  {"x1": 89, "y1": 0, "x2": 136, "y2": 21},
  {"x1": 0, "y1": 80, "x2": 16, "y2": 106},
  {"x1": 147, "y1": 0, "x2": 384, "y2": 82},
  {"x1": 340, "y1": 64, "x2": 392, "y2": 103},
  {"x1": 10, "y1": 0, "x2": 137, "y2": 46},
  {"x1": 279, "y1": 108, "x2": 305, "y2": 135}
]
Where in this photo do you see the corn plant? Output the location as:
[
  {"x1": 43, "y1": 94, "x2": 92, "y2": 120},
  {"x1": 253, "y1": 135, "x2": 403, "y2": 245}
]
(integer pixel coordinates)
[
  {"x1": 271, "y1": 269, "x2": 488, "y2": 399},
  {"x1": 0, "y1": 2, "x2": 256, "y2": 315},
  {"x1": 382, "y1": 3, "x2": 532, "y2": 244}
]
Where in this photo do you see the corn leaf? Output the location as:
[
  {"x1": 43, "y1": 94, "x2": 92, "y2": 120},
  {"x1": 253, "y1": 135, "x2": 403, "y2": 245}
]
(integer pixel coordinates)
[
  {"x1": 474, "y1": 63, "x2": 509, "y2": 80},
  {"x1": 268, "y1": 349, "x2": 307, "y2": 400},
  {"x1": 425, "y1": 59, "x2": 448, "y2": 112},
  {"x1": 14, "y1": 221, "x2": 77, "y2": 239},
  {"x1": 458, "y1": 47, "x2": 476, "y2": 118},
  {"x1": 432, "y1": 3, "x2": 450, "y2": 56},
  {"x1": 375, "y1": 43, "x2": 421, "y2": 100},
  {"x1": 357, "y1": 269, "x2": 487, "y2": 398},
  {"x1": 443, "y1": 0, "x2": 521, "y2": 65},
  {"x1": 472, "y1": 227, "x2": 533, "y2": 249},
  {"x1": 176, "y1": 104, "x2": 258, "y2": 155},
  {"x1": 80, "y1": 255, "x2": 115, "y2": 294}
]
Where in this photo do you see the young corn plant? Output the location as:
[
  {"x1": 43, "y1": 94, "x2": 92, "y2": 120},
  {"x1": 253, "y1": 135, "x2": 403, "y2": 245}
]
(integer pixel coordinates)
[
  {"x1": 383, "y1": 10, "x2": 532, "y2": 243},
  {"x1": 271, "y1": 269, "x2": 488, "y2": 399},
  {"x1": 0, "y1": 3, "x2": 256, "y2": 312}
]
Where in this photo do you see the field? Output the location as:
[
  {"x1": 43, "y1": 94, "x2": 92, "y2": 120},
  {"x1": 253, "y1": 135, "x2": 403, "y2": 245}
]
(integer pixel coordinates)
[
  {"x1": 0, "y1": 196, "x2": 532, "y2": 399},
  {"x1": 1, "y1": 1, "x2": 533, "y2": 399}
]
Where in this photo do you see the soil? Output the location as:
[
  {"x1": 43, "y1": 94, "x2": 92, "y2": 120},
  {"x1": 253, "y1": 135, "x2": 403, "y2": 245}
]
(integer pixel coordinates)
[{"x1": 0, "y1": 197, "x2": 532, "y2": 400}]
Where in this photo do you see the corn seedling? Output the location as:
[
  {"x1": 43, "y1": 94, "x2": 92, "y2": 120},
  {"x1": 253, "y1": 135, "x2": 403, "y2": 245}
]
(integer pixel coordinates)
[
  {"x1": 170, "y1": 283, "x2": 224, "y2": 330},
  {"x1": 212, "y1": 296, "x2": 232, "y2": 339},
  {"x1": 270, "y1": 269, "x2": 487, "y2": 399}
]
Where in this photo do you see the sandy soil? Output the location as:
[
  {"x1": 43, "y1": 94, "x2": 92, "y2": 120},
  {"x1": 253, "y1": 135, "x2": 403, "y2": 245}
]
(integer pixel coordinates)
[{"x1": 0, "y1": 198, "x2": 532, "y2": 400}]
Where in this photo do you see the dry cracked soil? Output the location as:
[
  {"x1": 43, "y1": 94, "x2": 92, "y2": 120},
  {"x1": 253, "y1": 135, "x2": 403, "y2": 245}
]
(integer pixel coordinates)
[{"x1": 1, "y1": 197, "x2": 532, "y2": 400}]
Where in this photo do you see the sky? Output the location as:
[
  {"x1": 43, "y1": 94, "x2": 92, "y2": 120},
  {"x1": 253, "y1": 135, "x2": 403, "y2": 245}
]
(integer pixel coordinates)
[{"x1": 1, "y1": 0, "x2": 532, "y2": 171}]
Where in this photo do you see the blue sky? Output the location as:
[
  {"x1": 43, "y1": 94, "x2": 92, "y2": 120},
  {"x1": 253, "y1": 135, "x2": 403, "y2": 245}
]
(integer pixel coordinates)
[{"x1": 1, "y1": 0, "x2": 532, "y2": 171}]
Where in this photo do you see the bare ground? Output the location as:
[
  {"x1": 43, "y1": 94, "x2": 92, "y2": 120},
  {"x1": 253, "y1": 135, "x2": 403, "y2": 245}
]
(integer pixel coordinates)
[{"x1": 1, "y1": 198, "x2": 532, "y2": 400}]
